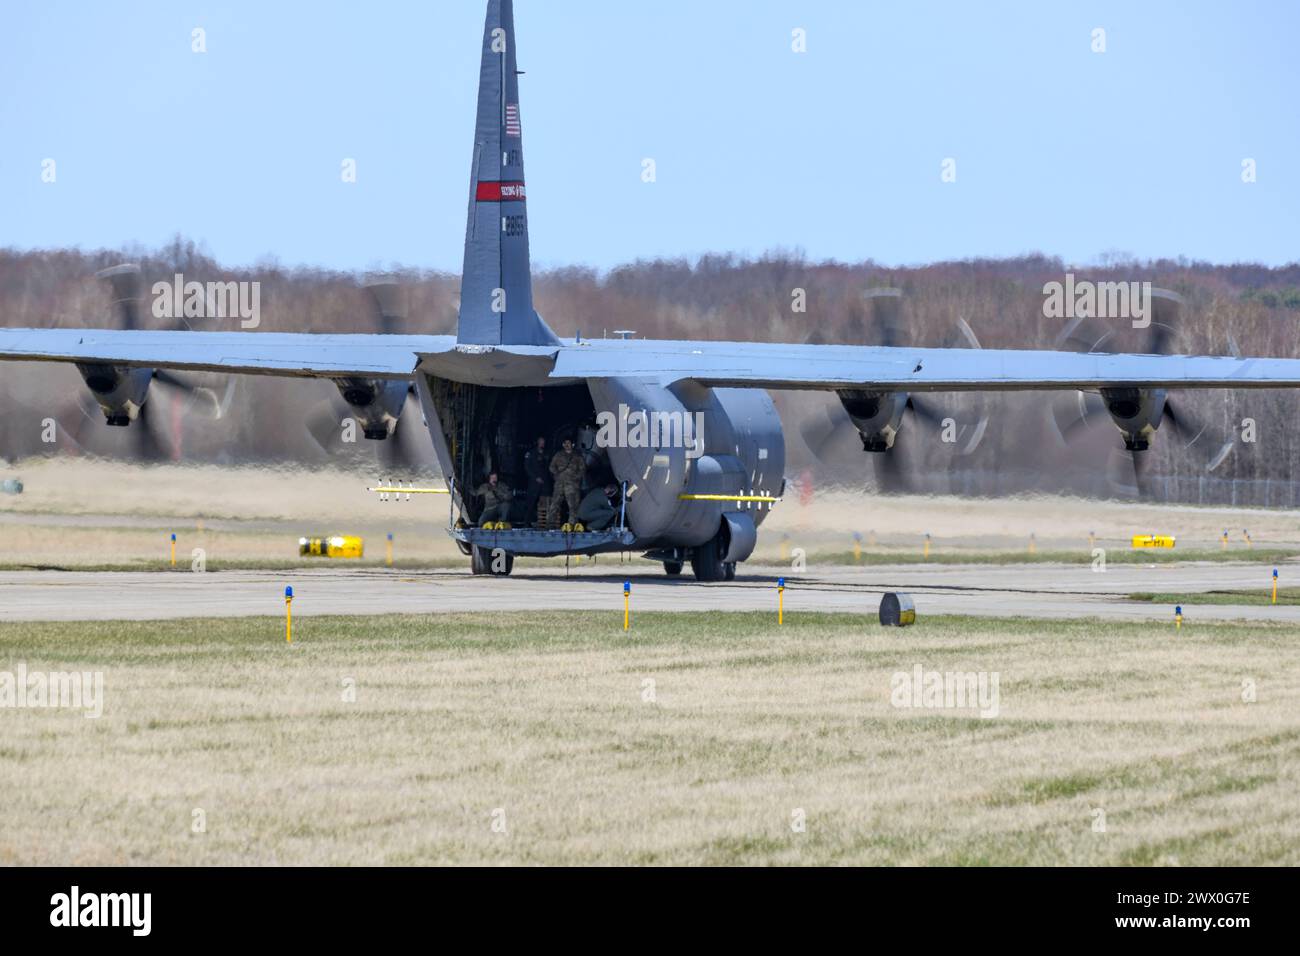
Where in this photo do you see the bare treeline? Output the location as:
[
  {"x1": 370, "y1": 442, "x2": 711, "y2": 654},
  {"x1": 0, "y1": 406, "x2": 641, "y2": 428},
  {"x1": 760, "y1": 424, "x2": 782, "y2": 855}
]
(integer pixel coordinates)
[{"x1": 2, "y1": 239, "x2": 1298, "y2": 498}]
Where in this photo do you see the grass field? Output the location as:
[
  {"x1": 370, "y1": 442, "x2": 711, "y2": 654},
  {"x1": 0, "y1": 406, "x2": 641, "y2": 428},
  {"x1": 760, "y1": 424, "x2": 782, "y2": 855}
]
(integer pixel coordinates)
[
  {"x1": 2, "y1": 610, "x2": 1297, "y2": 865},
  {"x1": 1128, "y1": 587, "x2": 1300, "y2": 606}
]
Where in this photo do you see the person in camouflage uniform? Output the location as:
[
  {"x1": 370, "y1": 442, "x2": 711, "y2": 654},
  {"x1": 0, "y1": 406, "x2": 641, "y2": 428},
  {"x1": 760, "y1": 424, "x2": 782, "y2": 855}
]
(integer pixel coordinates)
[
  {"x1": 522, "y1": 435, "x2": 551, "y2": 527},
  {"x1": 546, "y1": 437, "x2": 586, "y2": 528},
  {"x1": 474, "y1": 471, "x2": 514, "y2": 526}
]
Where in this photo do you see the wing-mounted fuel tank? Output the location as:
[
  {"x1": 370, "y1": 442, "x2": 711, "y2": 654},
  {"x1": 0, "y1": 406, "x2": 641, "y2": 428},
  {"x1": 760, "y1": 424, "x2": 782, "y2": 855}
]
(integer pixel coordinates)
[{"x1": 585, "y1": 378, "x2": 784, "y2": 555}]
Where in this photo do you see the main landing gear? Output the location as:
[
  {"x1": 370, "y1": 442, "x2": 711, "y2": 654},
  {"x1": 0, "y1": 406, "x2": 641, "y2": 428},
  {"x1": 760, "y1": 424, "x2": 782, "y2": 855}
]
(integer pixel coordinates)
[
  {"x1": 470, "y1": 545, "x2": 514, "y2": 576},
  {"x1": 688, "y1": 533, "x2": 736, "y2": 583}
]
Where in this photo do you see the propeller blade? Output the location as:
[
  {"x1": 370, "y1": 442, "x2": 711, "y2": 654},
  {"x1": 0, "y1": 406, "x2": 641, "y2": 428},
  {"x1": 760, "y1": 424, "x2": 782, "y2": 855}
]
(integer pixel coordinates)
[
  {"x1": 122, "y1": 401, "x2": 166, "y2": 462},
  {"x1": 1147, "y1": 288, "x2": 1184, "y2": 355},
  {"x1": 872, "y1": 442, "x2": 908, "y2": 494},
  {"x1": 1053, "y1": 313, "x2": 1115, "y2": 353},
  {"x1": 864, "y1": 288, "x2": 904, "y2": 348},
  {"x1": 798, "y1": 404, "x2": 843, "y2": 460},
  {"x1": 925, "y1": 315, "x2": 990, "y2": 455},
  {"x1": 377, "y1": 390, "x2": 438, "y2": 474},
  {"x1": 1163, "y1": 397, "x2": 1235, "y2": 472},
  {"x1": 951, "y1": 315, "x2": 981, "y2": 350},
  {"x1": 306, "y1": 400, "x2": 351, "y2": 454},
  {"x1": 905, "y1": 395, "x2": 943, "y2": 429},
  {"x1": 1049, "y1": 392, "x2": 1106, "y2": 443},
  {"x1": 365, "y1": 279, "x2": 405, "y2": 335},
  {"x1": 151, "y1": 371, "x2": 237, "y2": 420},
  {"x1": 1131, "y1": 447, "x2": 1152, "y2": 497},
  {"x1": 95, "y1": 264, "x2": 144, "y2": 331}
]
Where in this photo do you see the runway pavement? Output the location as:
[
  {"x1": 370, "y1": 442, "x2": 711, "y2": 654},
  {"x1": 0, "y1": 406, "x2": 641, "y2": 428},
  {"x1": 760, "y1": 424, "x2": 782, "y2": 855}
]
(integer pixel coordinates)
[{"x1": 1, "y1": 560, "x2": 1297, "y2": 623}]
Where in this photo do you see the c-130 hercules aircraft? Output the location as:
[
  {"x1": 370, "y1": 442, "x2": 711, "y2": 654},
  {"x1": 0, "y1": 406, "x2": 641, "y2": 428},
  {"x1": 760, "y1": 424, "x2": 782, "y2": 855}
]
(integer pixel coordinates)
[{"x1": 6, "y1": 0, "x2": 1300, "y2": 581}]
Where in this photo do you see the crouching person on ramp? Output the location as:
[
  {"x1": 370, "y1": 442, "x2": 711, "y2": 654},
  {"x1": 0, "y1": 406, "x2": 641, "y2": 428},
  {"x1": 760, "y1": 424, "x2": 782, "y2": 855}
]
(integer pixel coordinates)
[{"x1": 475, "y1": 471, "x2": 514, "y2": 527}]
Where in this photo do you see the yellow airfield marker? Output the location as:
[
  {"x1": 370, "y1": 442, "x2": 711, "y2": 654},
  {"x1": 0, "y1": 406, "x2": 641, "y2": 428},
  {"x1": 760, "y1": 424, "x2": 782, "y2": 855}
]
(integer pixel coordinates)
[
  {"x1": 1132, "y1": 534, "x2": 1175, "y2": 549},
  {"x1": 1222, "y1": 530, "x2": 1229, "y2": 551},
  {"x1": 169, "y1": 533, "x2": 176, "y2": 568},
  {"x1": 1273, "y1": 568, "x2": 1279, "y2": 605},
  {"x1": 285, "y1": 586, "x2": 294, "y2": 643},
  {"x1": 1028, "y1": 533, "x2": 1037, "y2": 555},
  {"x1": 777, "y1": 577, "x2": 785, "y2": 625},
  {"x1": 779, "y1": 534, "x2": 790, "y2": 562},
  {"x1": 1175, "y1": 605, "x2": 1183, "y2": 630},
  {"x1": 852, "y1": 532, "x2": 862, "y2": 563},
  {"x1": 386, "y1": 533, "x2": 394, "y2": 568},
  {"x1": 1088, "y1": 531, "x2": 1096, "y2": 550},
  {"x1": 923, "y1": 534, "x2": 931, "y2": 560},
  {"x1": 623, "y1": 580, "x2": 630, "y2": 631},
  {"x1": 1243, "y1": 529, "x2": 1253, "y2": 549}
]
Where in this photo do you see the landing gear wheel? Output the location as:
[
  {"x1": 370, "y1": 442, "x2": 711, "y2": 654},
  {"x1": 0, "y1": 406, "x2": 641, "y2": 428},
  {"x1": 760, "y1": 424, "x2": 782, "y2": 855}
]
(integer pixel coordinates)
[
  {"x1": 724, "y1": 562, "x2": 736, "y2": 581},
  {"x1": 663, "y1": 560, "x2": 683, "y2": 576},
  {"x1": 470, "y1": 546, "x2": 513, "y2": 576},
  {"x1": 690, "y1": 536, "x2": 727, "y2": 582}
]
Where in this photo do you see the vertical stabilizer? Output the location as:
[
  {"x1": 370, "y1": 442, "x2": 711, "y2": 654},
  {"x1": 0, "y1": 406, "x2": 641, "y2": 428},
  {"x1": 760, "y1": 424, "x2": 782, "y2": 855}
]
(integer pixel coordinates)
[{"x1": 457, "y1": 0, "x2": 558, "y2": 347}]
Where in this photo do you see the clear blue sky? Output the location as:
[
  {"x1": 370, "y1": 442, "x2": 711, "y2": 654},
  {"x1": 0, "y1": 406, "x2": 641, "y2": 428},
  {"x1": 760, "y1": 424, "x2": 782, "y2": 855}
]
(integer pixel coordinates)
[{"x1": 2, "y1": 1, "x2": 1297, "y2": 272}]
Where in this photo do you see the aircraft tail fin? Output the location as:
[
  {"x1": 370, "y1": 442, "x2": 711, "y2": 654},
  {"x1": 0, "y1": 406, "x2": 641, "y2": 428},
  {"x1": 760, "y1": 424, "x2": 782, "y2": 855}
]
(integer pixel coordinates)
[{"x1": 457, "y1": 0, "x2": 559, "y2": 347}]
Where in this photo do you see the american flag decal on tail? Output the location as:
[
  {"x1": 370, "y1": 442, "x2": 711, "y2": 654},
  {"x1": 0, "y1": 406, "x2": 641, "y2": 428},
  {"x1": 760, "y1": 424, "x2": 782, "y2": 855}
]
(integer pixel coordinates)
[{"x1": 505, "y1": 104, "x2": 521, "y2": 137}]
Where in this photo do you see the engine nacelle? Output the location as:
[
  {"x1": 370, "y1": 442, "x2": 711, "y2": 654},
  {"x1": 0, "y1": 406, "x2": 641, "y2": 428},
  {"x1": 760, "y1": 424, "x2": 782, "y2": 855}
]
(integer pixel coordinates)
[
  {"x1": 836, "y1": 389, "x2": 908, "y2": 452},
  {"x1": 75, "y1": 363, "x2": 153, "y2": 426},
  {"x1": 1100, "y1": 387, "x2": 1167, "y2": 450},
  {"x1": 331, "y1": 377, "x2": 409, "y2": 440}
]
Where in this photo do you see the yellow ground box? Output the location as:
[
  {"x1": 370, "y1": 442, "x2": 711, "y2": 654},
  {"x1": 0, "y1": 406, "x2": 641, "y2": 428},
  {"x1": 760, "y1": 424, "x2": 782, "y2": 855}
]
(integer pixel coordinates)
[
  {"x1": 299, "y1": 535, "x2": 365, "y2": 558},
  {"x1": 1131, "y1": 534, "x2": 1176, "y2": 549}
]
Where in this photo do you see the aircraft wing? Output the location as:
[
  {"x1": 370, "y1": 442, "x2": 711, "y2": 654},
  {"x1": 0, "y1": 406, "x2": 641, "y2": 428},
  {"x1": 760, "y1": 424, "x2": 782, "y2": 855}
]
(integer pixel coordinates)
[
  {"x1": 6, "y1": 328, "x2": 1300, "y2": 393},
  {"x1": 0, "y1": 328, "x2": 453, "y2": 379},
  {"x1": 550, "y1": 339, "x2": 1300, "y2": 392}
]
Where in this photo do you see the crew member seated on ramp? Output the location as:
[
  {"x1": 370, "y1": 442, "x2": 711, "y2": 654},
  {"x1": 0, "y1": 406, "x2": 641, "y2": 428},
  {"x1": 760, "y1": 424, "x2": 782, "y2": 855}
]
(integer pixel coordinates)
[
  {"x1": 576, "y1": 484, "x2": 619, "y2": 531},
  {"x1": 474, "y1": 471, "x2": 514, "y2": 527},
  {"x1": 546, "y1": 438, "x2": 585, "y2": 529}
]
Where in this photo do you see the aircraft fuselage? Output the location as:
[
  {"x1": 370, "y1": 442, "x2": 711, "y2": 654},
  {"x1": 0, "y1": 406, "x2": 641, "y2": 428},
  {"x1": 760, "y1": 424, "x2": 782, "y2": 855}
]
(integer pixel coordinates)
[{"x1": 414, "y1": 357, "x2": 784, "y2": 574}]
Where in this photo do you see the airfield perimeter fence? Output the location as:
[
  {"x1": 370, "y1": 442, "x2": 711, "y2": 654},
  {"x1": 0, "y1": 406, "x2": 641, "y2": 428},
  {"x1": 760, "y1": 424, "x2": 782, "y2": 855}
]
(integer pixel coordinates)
[
  {"x1": 898, "y1": 469, "x2": 1300, "y2": 509},
  {"x1": 1133, "y1": 475, "x2": 1300, "y2": 509}
]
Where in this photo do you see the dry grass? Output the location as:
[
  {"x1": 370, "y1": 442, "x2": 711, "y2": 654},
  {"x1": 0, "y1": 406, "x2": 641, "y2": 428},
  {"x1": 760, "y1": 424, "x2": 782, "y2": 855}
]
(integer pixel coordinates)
[{"x1": 1, "y1": 611, "x2": 1297, "y2": 865}]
